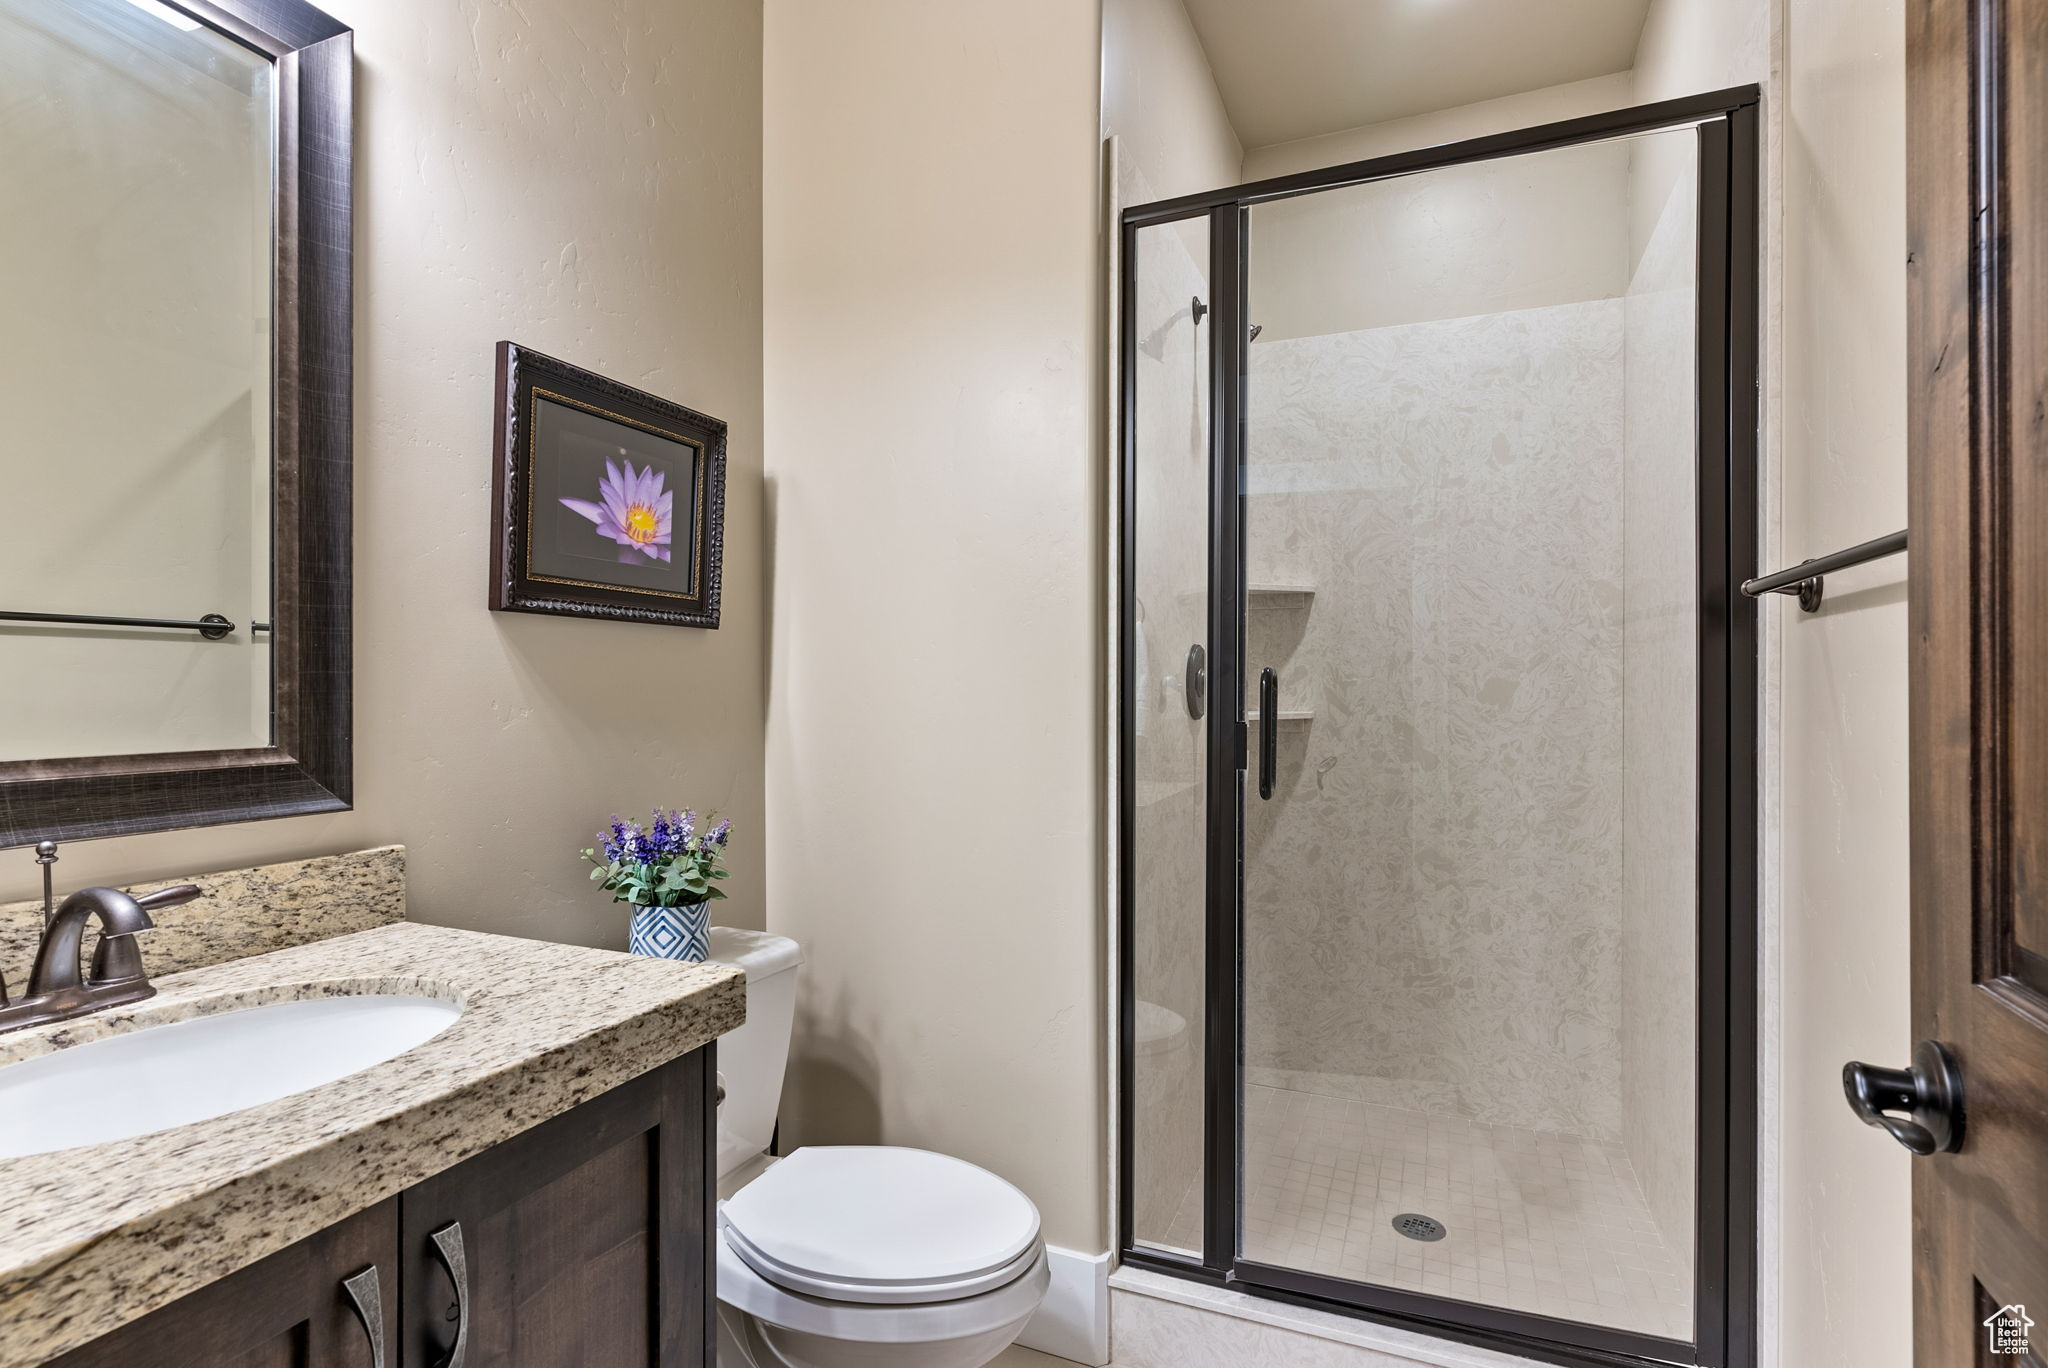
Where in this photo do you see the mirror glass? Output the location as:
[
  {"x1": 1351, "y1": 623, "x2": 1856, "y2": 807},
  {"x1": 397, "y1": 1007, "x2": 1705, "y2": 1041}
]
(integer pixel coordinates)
[{"x1": 0, "y1": 0, "x2": 274, "y2": 763}]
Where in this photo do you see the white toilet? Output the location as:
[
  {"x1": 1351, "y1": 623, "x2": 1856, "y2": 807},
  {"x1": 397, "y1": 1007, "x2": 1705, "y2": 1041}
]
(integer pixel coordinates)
[{"x1": 706, "y1": 928, "x2": 1050, "y2": 1368}]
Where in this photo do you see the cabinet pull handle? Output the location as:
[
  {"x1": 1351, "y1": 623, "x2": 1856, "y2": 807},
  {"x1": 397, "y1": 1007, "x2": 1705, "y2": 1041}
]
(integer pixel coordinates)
[
  {"x1": 429, "y1": 1222, "x2": 470, "y2": 1368},
  {"x1": 341, "y1": 1266, "x2": 385, "y2": 1368}
]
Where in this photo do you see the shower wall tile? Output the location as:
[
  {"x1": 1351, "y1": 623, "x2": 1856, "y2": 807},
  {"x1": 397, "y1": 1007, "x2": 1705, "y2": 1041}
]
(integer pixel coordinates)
[{"x1": 1242, "y1": 300, "x2": 1628, "y2": 1143}]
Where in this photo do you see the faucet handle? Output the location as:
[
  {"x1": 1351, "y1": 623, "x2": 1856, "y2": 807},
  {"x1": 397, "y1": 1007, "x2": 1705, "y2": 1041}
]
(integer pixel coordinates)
[
  {"x1": 89, "y1": 930, "x2": 149, "y2": 986},
  {"x1": 133, "y1": 884, "x2": 203, "y2": 914},
  {"x1": 83, "y1": 885, "x2": 196, "y2": 988},
  {"x1": 85, "y1": 885, "x2": 194, "y2": 987}
]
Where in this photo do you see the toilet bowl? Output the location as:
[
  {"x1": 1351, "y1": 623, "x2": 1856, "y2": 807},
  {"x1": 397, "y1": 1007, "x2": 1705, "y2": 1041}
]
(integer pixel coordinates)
[{"x1": 706, "y1": 929, "x2": 1048, "y2": 1368}]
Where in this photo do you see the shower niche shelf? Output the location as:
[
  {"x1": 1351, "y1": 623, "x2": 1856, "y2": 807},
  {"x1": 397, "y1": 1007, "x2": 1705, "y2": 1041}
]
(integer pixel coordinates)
[
  {"x1": 1247, "y1": 583, "x2": 1315, "y2": 607},
  {"x1": 1245, "y1": 709, "x2": 1314, "y2": 725}
]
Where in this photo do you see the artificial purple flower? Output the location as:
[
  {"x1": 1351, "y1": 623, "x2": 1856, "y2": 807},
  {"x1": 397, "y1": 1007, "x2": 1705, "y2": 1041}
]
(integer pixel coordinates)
[
  {"x1": 559, "y1": 458, "x2": 673, "y2": 564},
  {"x1": 582, "y1": 806, "x2": 734, "y2": 908},
  {"x1": 599, "y1": 814, "x2": 638, "y2": 863}
]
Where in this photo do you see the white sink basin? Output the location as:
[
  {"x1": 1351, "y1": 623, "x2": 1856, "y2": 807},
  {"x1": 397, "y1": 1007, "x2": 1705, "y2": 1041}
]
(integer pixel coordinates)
[{"x1": 0, "y1": 994, "x2": 463, "y2": 1159}]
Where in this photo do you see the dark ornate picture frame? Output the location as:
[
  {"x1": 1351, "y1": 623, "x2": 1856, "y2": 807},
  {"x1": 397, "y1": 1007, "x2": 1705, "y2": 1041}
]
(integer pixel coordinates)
[
  {"x1": 489, "y1": 342, "x2": 726, "y2": 629},
  {"x1": 0, "y1": 0, "x2": 353, "y2": 849}
]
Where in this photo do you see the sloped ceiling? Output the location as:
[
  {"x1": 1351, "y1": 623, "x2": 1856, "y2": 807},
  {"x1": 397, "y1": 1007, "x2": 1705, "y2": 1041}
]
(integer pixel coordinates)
[{"x1": 1180, "y1": 0, "x2": 1654, "y2": 148}]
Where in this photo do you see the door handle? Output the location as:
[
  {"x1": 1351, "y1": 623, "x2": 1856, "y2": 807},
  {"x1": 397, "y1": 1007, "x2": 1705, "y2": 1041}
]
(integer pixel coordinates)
[
  {"x1": 1843, "y1": 1039, "x2": 1964, "y2": 1155},
  {"x1": 341, "y1": 1265, "x2": 385, "y2": 1368},
  {"x1": 429, "y1": 1222, "x2": 470, "y2": 1368},
  {"x1": 1184, "y1": 644, "x2": 1207, "y2": 720},
  {"x1": 1257, "y1": 668, "x2": 1277, "y2": 800}
]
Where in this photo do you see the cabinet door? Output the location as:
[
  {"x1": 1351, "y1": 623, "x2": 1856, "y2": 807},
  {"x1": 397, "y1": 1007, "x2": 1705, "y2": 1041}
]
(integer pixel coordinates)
[
  {"x1": 48, "y1": 1201, "x2": 398, "y2": 1368},
  {"x1": 398, "y1": 1046, "x2": 716, "y2": 1368}
]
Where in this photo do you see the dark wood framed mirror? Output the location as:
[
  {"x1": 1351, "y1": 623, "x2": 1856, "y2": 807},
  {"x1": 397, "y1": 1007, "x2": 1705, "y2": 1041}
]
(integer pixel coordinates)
[{"x1": 0, "y1": 0, "x2": 352, "y2": 848}]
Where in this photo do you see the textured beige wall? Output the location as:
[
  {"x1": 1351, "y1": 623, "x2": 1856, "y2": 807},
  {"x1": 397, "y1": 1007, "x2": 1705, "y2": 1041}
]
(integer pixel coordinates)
[
  {"x1": 1241, "y1": 72, "x2": 1634, "y2": 181},
  {"x1": 1237, "y1": 69, "x2": 1637, "y2": 348},
  {"x1": 1774, "y1": 0, "x2": 1911, "y2": 1362},
  {"x1": 1099, "y1": 0, "x2": 1241, "y2": 205},
  {"x1": 762, "y1": 0, "x2": 1106, "y2": 1254},
  {"x1": 1629, "y1": 0, "x2": 1767, "y2": 266},
  {"x1": 1247, "y1": 138, "x2": 1632, "y2": 344},
  {"x1": 0, "y1": 0, "x2": 768, "y2": 950},
  {"x1": 1636, "y1": 0, "x2": 1770, "y2": 103}
]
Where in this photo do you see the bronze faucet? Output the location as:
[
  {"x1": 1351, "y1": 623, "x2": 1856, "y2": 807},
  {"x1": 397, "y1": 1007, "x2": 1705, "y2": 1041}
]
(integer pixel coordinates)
[{"x1": 0, "y1": 880, "x2": 203, "y2": 1035}]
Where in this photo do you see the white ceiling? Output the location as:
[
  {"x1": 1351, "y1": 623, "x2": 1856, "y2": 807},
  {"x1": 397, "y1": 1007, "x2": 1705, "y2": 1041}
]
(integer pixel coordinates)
[{"x1": 1179, "y1": 0, "x2": 1655, "y2": 149}]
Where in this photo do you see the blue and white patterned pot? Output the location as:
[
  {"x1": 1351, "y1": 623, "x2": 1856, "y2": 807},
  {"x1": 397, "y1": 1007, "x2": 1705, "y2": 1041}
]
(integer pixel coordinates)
[{"x1": 628, "y1": 901, "x2": 711, "y2": 963}]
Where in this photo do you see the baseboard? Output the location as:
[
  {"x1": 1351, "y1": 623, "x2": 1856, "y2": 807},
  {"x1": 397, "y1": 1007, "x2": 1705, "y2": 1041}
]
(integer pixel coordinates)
[{"x1": 1017, "y1": 1246, "x2": 1111, "y2": 1364}]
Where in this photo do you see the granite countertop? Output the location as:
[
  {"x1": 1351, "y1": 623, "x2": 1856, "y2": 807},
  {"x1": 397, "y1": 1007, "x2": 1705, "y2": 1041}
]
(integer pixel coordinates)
[{"x1": 0, "y1": 921, "x2": 744, "y2": 1368}]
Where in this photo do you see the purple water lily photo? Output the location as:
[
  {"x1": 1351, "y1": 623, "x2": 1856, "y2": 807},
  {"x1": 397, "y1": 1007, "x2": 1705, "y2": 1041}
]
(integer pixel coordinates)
[
  {"x1": 491, "y1": 341, "x2": 726, "y2": 629},
  {"x1": 559, "y1": 458, "x2": 674, "y2": 565}
]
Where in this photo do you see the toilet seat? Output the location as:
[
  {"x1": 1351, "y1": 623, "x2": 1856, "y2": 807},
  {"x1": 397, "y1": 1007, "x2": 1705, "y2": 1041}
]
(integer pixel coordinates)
[
  {"x1": 717, "y1": 1228, "x2": 1050, "y2": 1345},
  {"x1": 719, "y1": 1146, "x2": 1042, "y2": 1305}
]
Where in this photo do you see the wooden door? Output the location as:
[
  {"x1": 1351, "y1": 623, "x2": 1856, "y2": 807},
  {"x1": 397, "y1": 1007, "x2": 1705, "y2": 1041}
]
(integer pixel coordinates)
[
  {"x1": 1906, "y1": 0, "x2": 2048, "y2": 1360},
  {"x1": 47, "y1": 1202, "x2": 397, "y2": 1368},
  {"x1": 398, "y1": 1047, "x2": 717, "y2": 1368}
]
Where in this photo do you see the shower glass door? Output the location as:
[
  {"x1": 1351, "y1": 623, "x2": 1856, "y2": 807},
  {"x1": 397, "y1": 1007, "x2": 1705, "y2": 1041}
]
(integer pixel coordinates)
[
  {"x1": 1119, "y1": 87, "x2": 1759, "y2": 1368},
  {"x1": 1238, "y1": 124, "x2": 1707, "y2": 1348},
  {"x1": 1122, "y1": 212, "x2": 1215, "y2": 1257}
]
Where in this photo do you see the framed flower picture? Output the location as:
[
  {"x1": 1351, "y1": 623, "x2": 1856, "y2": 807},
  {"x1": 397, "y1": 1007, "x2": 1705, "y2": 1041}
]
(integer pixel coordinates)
[{"x1": 489, "y1": 342, "x2": 726, "y2": 628}]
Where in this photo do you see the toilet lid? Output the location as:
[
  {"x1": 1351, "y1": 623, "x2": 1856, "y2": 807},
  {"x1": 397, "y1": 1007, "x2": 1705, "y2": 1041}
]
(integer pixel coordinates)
[{"x1": 720, "y1": 1147, "x2": 1043, "y2": 1305}]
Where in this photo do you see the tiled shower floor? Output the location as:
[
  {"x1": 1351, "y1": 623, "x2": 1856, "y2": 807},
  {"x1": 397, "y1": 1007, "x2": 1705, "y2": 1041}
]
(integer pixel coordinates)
[{"x1": 1158, "y1": 1083, "x2": 1691, "y2": 1341}]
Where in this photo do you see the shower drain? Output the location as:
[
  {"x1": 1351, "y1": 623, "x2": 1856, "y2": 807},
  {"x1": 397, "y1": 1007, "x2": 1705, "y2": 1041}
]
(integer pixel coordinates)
[{"x1": 1391, "y1": 1213, "x2": 1447, "y2": 1242}]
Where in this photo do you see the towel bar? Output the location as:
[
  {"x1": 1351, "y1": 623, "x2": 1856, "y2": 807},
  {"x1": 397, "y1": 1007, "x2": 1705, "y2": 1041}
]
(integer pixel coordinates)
[{"x1": 1741, "y1": 529, "x2": 1907, "y2": 612}]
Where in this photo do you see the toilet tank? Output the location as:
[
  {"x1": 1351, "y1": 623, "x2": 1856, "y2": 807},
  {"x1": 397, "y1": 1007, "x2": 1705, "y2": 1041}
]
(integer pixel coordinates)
[{"x1": 705, "y1": 927, "x2": 804, "y2": 1180}]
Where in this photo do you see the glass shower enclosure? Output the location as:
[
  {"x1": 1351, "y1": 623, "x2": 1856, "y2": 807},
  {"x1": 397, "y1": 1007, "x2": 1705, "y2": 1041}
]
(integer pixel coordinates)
[{"x1": 1118, "y1": 90, "x2": 1759, "y2": 1368}]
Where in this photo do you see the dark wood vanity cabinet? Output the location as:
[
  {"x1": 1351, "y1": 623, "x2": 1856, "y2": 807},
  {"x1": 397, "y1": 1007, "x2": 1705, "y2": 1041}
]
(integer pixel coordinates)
[
  {"x1": 47, "y1": 1202, "x2": 398, "y2": 1368},
  {"x1": 398, "y1": 1048, "x2": 717, "y2": 1367},
  {"x1": 46, "y1": 1204, "x2": 397, "y2": 1368},
  {"x1": 47, "y1": 1048, "x2": 716, "y2": 1368}
]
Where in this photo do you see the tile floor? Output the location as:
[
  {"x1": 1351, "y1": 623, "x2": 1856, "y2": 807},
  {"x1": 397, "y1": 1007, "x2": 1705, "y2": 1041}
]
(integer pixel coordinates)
[
  {"x1": 1158, "y1": 1083, "x2": 1691, "y2": 1341},
  {"x1": 989, "y1": 1348, "x2": 1080, "y2": 1366}
]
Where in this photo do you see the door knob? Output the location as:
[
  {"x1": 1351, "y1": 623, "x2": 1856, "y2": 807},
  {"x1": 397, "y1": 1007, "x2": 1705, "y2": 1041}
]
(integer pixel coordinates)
[{"x1": 1842, "y1": 1039, "x2": 1964, "y2": 1155}]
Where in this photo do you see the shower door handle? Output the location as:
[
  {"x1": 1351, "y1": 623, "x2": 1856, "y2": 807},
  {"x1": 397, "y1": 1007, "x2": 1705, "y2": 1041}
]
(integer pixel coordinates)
[{"x1": 1257, "y1": 668, "x2": 1277, "y2": 799}]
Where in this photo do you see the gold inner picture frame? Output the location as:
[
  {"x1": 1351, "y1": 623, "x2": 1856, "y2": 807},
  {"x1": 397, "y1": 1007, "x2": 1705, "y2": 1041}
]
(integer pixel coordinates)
[{"x1": 521, "y1": 385, "x2": 710, "y2": 603}]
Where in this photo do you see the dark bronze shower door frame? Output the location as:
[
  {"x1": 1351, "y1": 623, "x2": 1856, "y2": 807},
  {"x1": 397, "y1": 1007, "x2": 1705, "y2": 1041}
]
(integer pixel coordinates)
[{"x1": 1116, "y1": 86, "x2": 1761, "y2": 1368}]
